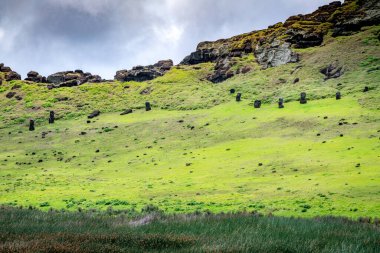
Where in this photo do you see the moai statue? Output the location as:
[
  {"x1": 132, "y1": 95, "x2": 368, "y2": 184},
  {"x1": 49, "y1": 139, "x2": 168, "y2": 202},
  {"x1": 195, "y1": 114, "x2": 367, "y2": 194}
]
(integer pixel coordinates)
[
  {"x1": 336, "y1": 92, "x2": 341, "y2": 100},
  {"x1": 49, "y1": 111, "x2": 55, "y2": 124},
  {"x1": 254, "y1": 100, "x2": 262, "y2": 108},
  {"x1": 363, "y1": 86, "x2": 369, "y2": 92},
  {"x1": 236, "y1": 93, "x2": 242, "y2": 102},
  {"x1": 279, "y1": 98, "x2": 284, "y2": 108},
  {"x1": 29, "y1": 119, "x2": 35, "y2": 131},
  {"x1": 300, "y1": 92, "x2": 307, "y2": 104},
  {"x1": 145, "y1": 102, "x2": 151, "y2": 111},
  {"x1": 230, "y1": 89, "x2": 236, "y2": 94}
]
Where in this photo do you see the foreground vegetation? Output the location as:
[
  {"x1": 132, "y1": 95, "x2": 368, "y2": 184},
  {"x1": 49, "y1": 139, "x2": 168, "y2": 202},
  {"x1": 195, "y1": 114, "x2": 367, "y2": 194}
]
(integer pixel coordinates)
[{"x1": 1, "y1": 206, "x2": 379, "y2": 253}]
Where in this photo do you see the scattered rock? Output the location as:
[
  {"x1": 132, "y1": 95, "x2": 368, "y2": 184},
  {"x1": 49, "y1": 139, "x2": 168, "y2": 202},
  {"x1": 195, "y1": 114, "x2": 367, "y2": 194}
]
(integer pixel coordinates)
[
  {"x1": 25, "y1": 71, "x2": 46, "y2": 83},
  {"x1": 230, "y1": 89, "x2": 236, "y2": 94},
  {"x1": 5, "y1": 92, "x2": 16, "y2": 99},
  {"x1": 5, "y1": 71, "x2": 21, "y2": 81},
  {"x1": 293, "y1": 78, "x2": 300, "y2": 84},
  {"x1": 88, "y1": 110, "x2": 100, "y2": 119},
  {"x1": 120, "y1": 109, "x2": 133, "y2": 115}
]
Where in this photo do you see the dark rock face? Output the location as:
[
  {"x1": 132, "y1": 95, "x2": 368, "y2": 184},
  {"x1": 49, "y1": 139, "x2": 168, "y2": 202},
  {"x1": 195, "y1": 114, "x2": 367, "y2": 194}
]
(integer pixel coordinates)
[
  {"x1": 333, "y1": 0, "x2": 380, "y2": 37},
  {"x1": 145, "y1": 102, "x2": 152, "y2": 111},
  {"x1": 254, "y1": 40, "x2": 299, "y2": 69},
  {"x1": 336, "y1": 92, "x2": 342, "y2": 100},
  {"x1": 49, "y1": 111, "x2": 55, "y2": 124},
  {"x1": 47, "y1": 71, "x2": 103, "y2": 88},
  {"x1": 236, "y1": 93, "x2": 242, "y2": 102},
  {"x1": 320, "y1": 63, "x2": 344, "y2": 80},
  {"x1": 279, "y1": 98, "x2": 284, "y2": 108},
  {"x1": 29, "y1": 120, "x2": 35, "y2": 131},
  {"x1": 285, "y1": 30, "x2": 324, "y2": 48},
  {"x1": 115, "y1": 60, "x2": 173, "y2": 82},
  {"x1": 300, "y1": 92, "x2": 307, "y2": 104},
  {"x1": 254, "y1": 100, "x2": 262, "y2": 108},
  {"x1": 180, "y1": 48, "x2": 220, "y2": 65},
  {"x1": 88, "y1": 110, "x2": 100, "y2": 119},
  {"x1": 120, "y1": 109, "x2": 133, "y2": 115}
]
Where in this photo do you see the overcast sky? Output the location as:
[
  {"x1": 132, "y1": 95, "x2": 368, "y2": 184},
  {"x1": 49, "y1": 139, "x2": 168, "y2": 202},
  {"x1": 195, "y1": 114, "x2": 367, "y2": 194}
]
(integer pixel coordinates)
[{"x1": 0, "y1": 0, "x2": 339, "y2": 79}]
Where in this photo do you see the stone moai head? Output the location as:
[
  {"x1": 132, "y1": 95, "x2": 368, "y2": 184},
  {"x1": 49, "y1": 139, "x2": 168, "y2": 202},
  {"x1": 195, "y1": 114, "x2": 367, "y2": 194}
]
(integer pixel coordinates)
[
  {"x1": 279, "y1": 98, "x2": 284, "y2": 108},
  {"x1": 363, "y1": 87, "x2": 369, "y2": 92},
  {"x1": 300, "y1": 92, "x2": 307, "y2": 104},
  {"x1": 254, "y1": 100, "x2": 262, "y2": 108},
  {"x1": 230, "y1": 89, "x2": 236, "y2": 94},
  {"x1": 29, "y1": 119, "x2": 35, "y2": 131},
  {"x1": 49, "y1": 111, "x2": 55, "y2": 124},
  {"x1": 145, "y1": 102, "x2": 151, "y2": 111},
  {"x1": 236, "y1": 93, "x2": 242, "y2": 102},
  {"x1": 336, "y1": 92, "x2": 341, "y2": 100}
]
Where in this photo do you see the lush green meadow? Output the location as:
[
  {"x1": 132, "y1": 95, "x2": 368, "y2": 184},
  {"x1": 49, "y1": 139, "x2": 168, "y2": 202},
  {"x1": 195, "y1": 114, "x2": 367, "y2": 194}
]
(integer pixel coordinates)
[{"x1": 1, "y1": 93, "x2": 379, "y2": 218}]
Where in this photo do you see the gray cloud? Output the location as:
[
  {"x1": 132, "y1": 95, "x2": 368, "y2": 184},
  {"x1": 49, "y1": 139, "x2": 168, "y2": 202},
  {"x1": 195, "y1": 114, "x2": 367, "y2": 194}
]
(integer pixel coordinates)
[{"x1": 0, "y1": 0, "x2": 338, "y2": 79}]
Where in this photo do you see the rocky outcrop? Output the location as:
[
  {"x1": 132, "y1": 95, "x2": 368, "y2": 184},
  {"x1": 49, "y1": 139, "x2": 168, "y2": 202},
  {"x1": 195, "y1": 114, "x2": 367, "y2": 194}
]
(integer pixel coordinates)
[
  {"x1": 333, "y1": 0, "x2": 380, "y2": 37},
  {"x1": 25, "y1": 71, "x2": 47, "y2": 83},
  {"x1": 254, "y1": 40, "x2": 299, "y2": 69},
  {"x1": 179, "y1": 0, "x2": 379, "y2": 83},
  {"x1": 0, "y1": 63, "x2": 21, "y2": 81},
  {"x1": 47, "y1": 70, "x2": 102, "y2": 88},
  {"x1": 115, "y1": 60, "x2": 173, "y2": 82}
]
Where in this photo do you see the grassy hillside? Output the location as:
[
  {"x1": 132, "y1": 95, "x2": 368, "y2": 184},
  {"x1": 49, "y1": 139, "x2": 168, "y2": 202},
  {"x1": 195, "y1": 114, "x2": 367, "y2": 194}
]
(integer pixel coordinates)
[
  {"x1": 0, "y1": 27, "x2": 379, "y2": 219},
  {"x1": 0, "y1": 26, "x2": 379, "y2": 128},
  {"x1": 1, "y1": 207, "x2": 379, "y2": 253}
]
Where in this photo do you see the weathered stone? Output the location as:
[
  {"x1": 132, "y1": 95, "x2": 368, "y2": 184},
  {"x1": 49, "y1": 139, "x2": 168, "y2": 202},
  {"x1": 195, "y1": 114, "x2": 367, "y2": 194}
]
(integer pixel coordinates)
[
  {"x1": 115, "y1": 60, "x2": 173, "y2": 82},
  {"x1": 279, "y1": 98, "x2": 284, "y2": 108},
  {"x1": 254, "y1": 100, "x2": 262, "y2": 108},
  {"x1": 254, "y1": 40, "x2": 299, "y2": 69},
  {"x1": 120, "y1": 109, "x2": 133, "y2": 115},
  {"x1": 336, "y1": 92, "x2": 341, "y2": 100},
  {"x1": 230, "y1": 89, "x2": 236, "y2": 94},
  {"x1": 207, "y1": 57, "x2": 236, "y2": 83},
  {"x1": 300, "y1": 92, "x2": 307, "y2": 104},
  {"x1": 29, "y1": 120, "x2": 35, "y2": 131},
  {"x1": 49, "y1": 111, "x2": 55, "y2": 124},
  {"x1": 293, "y1": 78, "x2": 300, "y2": 83},
  {"x1": 320, "y1": 63, "x2": 344, "y2": 80},
  {"x1": 88, "y1": 110, "x2": 100, "y2": 119},
  {"x1": 47, "y1": 70, "x2": 102, "y2": 88},
  {"x1": 363, "y1": 86, "x2": 369, "y2": 92},
  {"x1": 145, "y1": 102, "x2": 152, "y2": 111},
  {"x1": 236, "y1": 93, "x2": 242, "y2": 102}
]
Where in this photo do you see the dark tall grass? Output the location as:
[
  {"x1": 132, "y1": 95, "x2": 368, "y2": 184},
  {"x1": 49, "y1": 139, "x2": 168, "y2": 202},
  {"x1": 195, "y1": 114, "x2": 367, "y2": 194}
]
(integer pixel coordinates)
[{"x1": 0, "y1": 206, "x2": 379, "y2": 252}]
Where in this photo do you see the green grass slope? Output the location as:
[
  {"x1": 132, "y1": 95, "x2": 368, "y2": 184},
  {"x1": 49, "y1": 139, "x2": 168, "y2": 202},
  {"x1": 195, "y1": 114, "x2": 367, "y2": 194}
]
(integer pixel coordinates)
[{"x1": 0, "y1": 27, "x2": 379, "y2": 218}]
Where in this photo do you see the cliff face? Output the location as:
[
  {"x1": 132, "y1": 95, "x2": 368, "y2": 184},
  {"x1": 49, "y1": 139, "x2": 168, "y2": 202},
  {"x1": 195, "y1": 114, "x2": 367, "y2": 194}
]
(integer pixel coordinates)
[{"x1": 181, "y1": 0, "x2": 380, "y2": 83}]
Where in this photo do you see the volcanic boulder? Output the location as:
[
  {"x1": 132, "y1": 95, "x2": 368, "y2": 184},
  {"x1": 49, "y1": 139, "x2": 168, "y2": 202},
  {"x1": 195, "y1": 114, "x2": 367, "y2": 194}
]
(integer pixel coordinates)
[
  {"x1": 115, "y1": 60, "x2": 173, "y2": 82},
  {"x1": 254, "y1": 40, "x2": 299, "y2": 69},
  {"x1": 47, "y1": 71, "x2": 103, "y2": 88}
]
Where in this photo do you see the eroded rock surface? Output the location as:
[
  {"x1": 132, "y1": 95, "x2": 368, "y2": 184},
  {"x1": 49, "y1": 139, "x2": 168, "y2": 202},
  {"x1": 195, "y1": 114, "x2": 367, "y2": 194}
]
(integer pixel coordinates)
[{"x1": 115, "y1": 60, "x2": 173, "y2": 82}]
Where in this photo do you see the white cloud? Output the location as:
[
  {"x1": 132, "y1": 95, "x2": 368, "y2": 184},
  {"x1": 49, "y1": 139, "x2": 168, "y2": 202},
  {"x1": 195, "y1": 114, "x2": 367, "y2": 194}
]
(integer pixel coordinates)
[
  {"x1": 0, "y1": 28, "x2": 4, "y2": 42},
  {"x1": 152, "y1": 24, "x2": 184, "y2": 45}
]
